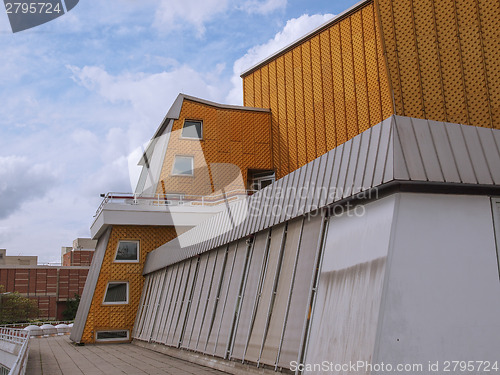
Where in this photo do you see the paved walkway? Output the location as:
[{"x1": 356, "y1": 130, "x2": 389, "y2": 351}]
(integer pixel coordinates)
[{"x1": 27, "y1": 335, "x2": 228, "y2": 375}]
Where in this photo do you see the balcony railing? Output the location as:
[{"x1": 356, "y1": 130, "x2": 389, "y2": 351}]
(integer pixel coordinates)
[
  {"x1": 94, "y1": 189, "x2": 256, "y2": 218},
  {"x1": 0, "y1": 328, "x2": 29, "y2": 375}
]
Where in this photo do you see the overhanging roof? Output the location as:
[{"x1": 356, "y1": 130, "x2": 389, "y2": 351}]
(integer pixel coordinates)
[{"x1": 144, "y1": 115, "x2": 500, "y2": 274}]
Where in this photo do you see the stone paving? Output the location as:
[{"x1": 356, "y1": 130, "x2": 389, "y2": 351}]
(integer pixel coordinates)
[{"x1": 27, "y1": 335, "x2": 229, "y2": 375}]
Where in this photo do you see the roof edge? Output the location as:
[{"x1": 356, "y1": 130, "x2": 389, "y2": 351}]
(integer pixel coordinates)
[{"x1": 240, "y1": 0, "x2": 372, "y2": 78}]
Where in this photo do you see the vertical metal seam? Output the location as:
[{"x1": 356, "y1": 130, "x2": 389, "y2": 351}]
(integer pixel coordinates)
[
  {"x1": 391, "y1": 117, "x2": 410, "y2": 181},
  {"x1": 308, "y1": 41, "x2": 318, "y2": 158},
  {"x1": 318, "y1": 35, "x2": 328, "y2": 156},
  {"x1": 408, "y1": 118, "x2": 429, "y2": 181},
  {"x1": 388, "y1": 0, "x2": 405, "y2": 115},
  {"x1": 338, "y1": 23, "x2": 349, "y2": 143},
  {"x1": 291, "y1": 49, "x2": 299, "y2": 170},
  {"x1": 380, "y1": 116, "x2": 395, "y2": 182},
  {"x1": 442, "y1": 122, "x2": 465, "y2": 183},
  {"x1": 425, "y1": 120, "x2": 446, "y2": 181},
  {"x1": 473, "y1": 127, "x2": 495, "y2": 183},
  {"x1": 458, "y1": 124, "x2": 479, "y2": 183}
]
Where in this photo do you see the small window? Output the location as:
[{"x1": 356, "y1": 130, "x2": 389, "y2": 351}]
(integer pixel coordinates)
[
  {"x1": 103, "y1": 282, "x2": 128, "y2": 304},
  {"x1": 96, "y1": 330, "x2": 129, "y2": 342},
  {"x1": 172, "y1": 156, "x2": 194, "y2": 176},
  {"x1": 181, "y1": 120, "x2": 203, "y2": 139},
  {"x1": 115, "y1": 241, "x2": 139, "y2": 262}
]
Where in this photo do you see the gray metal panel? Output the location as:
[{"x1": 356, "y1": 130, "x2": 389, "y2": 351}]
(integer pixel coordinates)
[
  {"x1": 143, "y1": 116, "x2": 500, "y2": 274},
  {"x1": 444, "y1": 122, "x2": 477, "y2": 184},
  {"x1": 244, "y1": 223, "x2": 286, "y2": 363},
  {"x1": 174, "y1": 259, "x2": 198, "y2": 346},
  {"x1": 343, "y1": 135, "x2": 360, "y2": 198},
  {"x1": 206, "y1": 244, "x2": 237, "y2": 355},
  {"x1": 477, "y1": 128, "x2": 500, "y2": 184},
  {"x1": 310, "y1": 154, "x2": 328, "y2": 211},
  {"x1": 353, "y1": 130, "x2": 371, "y2": 195},
  {"x1": 283, "y1": 170, "x2": 300, "y2": 222},
  {"x1": 162, "y1": 263, "x2": 184, "y2": 344},
  {"x1": 152, "y1": 267, "x2": 174, "y2": 343},
  {"x1": 278, "y1": 174, "x2": 292, "y2": 223},
  {"x1": 410, "y1": 118, "x2": 444, "y2": 182},
  {"x1": 149, "y1": 270, "x2": 167, "y2": 342},
  {"x1": 198, "y1": 247, "x2": 226, "y2": 352},
  {"x1": 70, "y1": 227, "x2": 111, "y2": 343},
  {"x1": 305, "y1": 158, "x2": 321, "y2": 213},
  {"x1": 462, "y1": 125, "x2": 493, "y2": 184},
  {"x1": 215, "y1": 239, "x2": 249, "y2": 358},
  {"x1": 373, "y1": 117, "x2": 394, "y2": 185},
  {"x1": 167, "y1": 261, "x2": 191, "y2": 346},
  {"x1": 132, "y1": 274, "x2": 151, "y2": 339},
  {"x1": 190, "y1": 251, "x2": 216, "y2": 350},
  {"x1": 427, "y1": 121, "x2": 461, "y2": 183},
  {"x1": 337, "y1": 140, "x2": 352, "y2": 201},
  {"x1": 231, "y1": 230, "x2": 270, "y2": 360},
  {"x1": 182, "y1": 254, "x2": 209, "y2": 349},
  {"x1": 362, "y1": 123, "x2": 382, "y2": 188},
  {"x1": 326, "y1": 143, "x2": 344, "y2": 205},
  {"x1": 318, "y1": 150, "x2": 336, "y2": 207}
]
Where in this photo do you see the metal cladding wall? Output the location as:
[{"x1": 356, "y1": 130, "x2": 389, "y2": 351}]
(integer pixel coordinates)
[
  {"x1": 242, "y1": 1, "x2": 394, "y2": 179},
  {"x1": 133, "y1": 215, "x2": 325, "y2": 370},
  {"x1": 78, "y1": 225, "x2": 177, "y2": 344},
  {"x1": 375, "y1": 0, "x2": 500, "y2": 129},
  {"x1": 155, "y1": 98, "x2": 272, "y2": 196}
]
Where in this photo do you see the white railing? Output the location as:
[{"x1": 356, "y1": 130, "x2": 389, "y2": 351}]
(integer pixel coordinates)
[
  {"x1": 0, "y1": 328, "x2": 29, "y2": 375},
  {"x1": 94, "y1": 189, "x2": 256, "y2": 218}
]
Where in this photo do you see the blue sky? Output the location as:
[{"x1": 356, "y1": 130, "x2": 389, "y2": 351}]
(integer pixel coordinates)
[{"x1": 0, "y1": 0, "x2": 359, "y2": 263}]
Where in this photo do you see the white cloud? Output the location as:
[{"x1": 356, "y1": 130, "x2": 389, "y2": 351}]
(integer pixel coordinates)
[
  {"x1": 240, "y1": 0, "x2": 287, "y2": 15},
  {"x1": 153, "y1": 0, "x2": 229, "y2": 36},
  {"x1": 226, "y1": 13, "x2": 334, "y2": 104},
  {"x1": 0, "y1": 156, "x2": 57, "y2": 220}
]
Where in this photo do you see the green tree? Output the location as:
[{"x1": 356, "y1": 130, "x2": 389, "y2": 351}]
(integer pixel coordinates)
[
  {"x1": 0, "y1": 285, "x2": 39, "y2": 324},
  {"x1": 62, "y1": 293, "x2": 80, "y2": 320}
]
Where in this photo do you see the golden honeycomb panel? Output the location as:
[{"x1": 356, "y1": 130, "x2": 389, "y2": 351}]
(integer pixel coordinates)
[
  {"x1": 363, "y1": 5, "x2": 383, "y2": 126},
  {"x1": 456, "y1": 0, "x2": 490, "y2": 127},
  {"x1": 330, "y1": 23, "x2": 347, "y2": 146},
  {"x1": 81, "y1": 226, "x2": 177, "y2": 343},
  {"x1": 261, "y1": 65, "x2": 270, "y2": 109},
  {"x1": 302, "y1": 41, "x2": 317, "y2": 163},
  {"x1": 254, "y1": 69, "x2": 262, "y2": 108},
  {"x1": 351, "y1": 10, "x2": 370, "y2": 133},
  {"x1": 268, "y1": 61, "x2": 281, "y2": 176},
  {"x1": 276, "y1": 55, "x2": 289, "y2": 177},
  {"x1": 216, "y1": 110, "x2": 231, "y2": 153},
  {"x1": 311, "y1": 35, "x2": 327, "y2": 157},
  {"x1": 341, "y1": 18, "x2": 359, "y2": 140},
  {"x1": 284, "y1": 51, "x2": 297, "y2": 172},
  {"x1": 230, "y1": 111, "x2": 242, "y2": 142},
  {"x1": 244, "y1": 74, "x2": 254, "y2": 107},
  {"x1": 293, "y1": 46, "x2": 307, "y2": 168},
  {"x1": 320, "y1": 30, "x2": 336, "y2": 152}
]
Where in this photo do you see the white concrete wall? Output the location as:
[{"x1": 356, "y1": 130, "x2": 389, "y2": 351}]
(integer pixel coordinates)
[
  {"x1": 374, "y1": 193, "x2": 500, "y2": 371},
  {"x1": 304, "y1": 196, "x2": 397, "y2": 374}
]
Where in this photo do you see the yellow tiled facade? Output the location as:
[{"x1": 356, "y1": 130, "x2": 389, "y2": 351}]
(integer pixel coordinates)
[
  {"x1": 242, "y1": 1, "x2": 394, "y2": 178},
  {"x1": 376, "y1": 0, "x2": 499, "y2": 129},
  {"x1": 155, "y1": 99, "x2": 272, "y2": 196},
  {"x1": 81, "y1": 226, "x2": 177, "y2": 343}
]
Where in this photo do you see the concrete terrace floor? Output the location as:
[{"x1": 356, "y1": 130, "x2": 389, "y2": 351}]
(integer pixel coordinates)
[{"x1": 27, "y1": 335, "x2": 229, "y2": 375}]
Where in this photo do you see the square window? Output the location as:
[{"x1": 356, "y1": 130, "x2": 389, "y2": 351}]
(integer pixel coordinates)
[
  {"x1": 172, "y1": 156, "x2": 194, "y2": 176},
  {"x1": 115, "y1": 241, "x2": 139, "y2": 262},
  {"x1": 103, "y1": 282, "x2": 128, "y2": 304},
  {"x1": 96, "y1": 330, "x2": 129, "y2": 342},
  {"x1": 181, "y1": 120, "x2": 203, "y2": 139}
]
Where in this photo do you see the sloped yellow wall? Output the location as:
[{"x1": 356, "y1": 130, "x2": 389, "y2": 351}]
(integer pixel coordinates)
[{"x1": 243, "y1": 2, "x2": 394, "y2": 178}]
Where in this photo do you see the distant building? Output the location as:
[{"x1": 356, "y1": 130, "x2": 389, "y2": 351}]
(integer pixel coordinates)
[
  {"x1": 61, "y1": 238, "x2": 96, "y2": 266},
  {"x1": 0, "y1": 240, "x2": 95, "y2": 320},
  {"x1": 0, "y1": 249, "x2": 37, "y2": 266}
]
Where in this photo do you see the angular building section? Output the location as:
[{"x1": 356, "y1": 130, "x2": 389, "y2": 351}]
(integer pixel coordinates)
[
  {"x1": 72, "y1": 95, "x2": 273, "y2": 344},
  {"x1": 73, "y1": 0, "x2": 500, "y2": 373}
]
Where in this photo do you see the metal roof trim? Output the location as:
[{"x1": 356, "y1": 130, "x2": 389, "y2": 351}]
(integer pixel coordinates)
[{"x1": 143, "y1": 116, "x2": 500, "y2": 274}]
